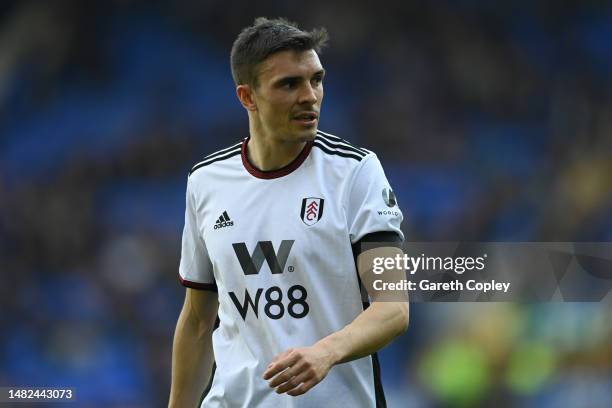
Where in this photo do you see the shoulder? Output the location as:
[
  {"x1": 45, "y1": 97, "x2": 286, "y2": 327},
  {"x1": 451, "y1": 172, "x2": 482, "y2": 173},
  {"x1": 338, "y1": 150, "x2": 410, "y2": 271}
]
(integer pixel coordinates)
[
  {"x1": 188, "y1": 140, "x2": 244, "y2": 177},
  {"x1": 313, "y1": 131, "x2": 392, "y2": 195},
  {"x1": 312, "y1": 130, "x2": 374, "y2": 163}
]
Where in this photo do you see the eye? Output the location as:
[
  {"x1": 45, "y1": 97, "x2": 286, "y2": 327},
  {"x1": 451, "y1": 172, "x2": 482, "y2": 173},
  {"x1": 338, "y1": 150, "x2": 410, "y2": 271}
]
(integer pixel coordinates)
[
  {"x1": 282, "y1": 79, "x2": 298, "y2": 89},
  {"x1": 311, "y1": 76, "x2": 323, "y2": 86}
]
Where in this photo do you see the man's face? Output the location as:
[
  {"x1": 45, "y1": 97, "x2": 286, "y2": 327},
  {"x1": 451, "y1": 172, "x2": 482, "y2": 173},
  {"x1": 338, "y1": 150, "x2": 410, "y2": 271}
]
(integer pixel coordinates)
[{"x1": 250, "y1": 49, "x2": 325, "y2": 143}]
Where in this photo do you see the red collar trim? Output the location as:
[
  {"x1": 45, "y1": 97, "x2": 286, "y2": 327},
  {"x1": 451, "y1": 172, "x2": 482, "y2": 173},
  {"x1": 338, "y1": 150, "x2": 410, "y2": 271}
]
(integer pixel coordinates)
[{"x1": 241, "y1": 137, "x2": 313, "y2": 179}]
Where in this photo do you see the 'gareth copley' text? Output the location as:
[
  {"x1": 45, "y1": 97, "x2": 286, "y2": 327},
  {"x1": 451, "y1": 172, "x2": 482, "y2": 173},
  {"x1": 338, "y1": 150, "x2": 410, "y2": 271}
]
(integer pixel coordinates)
[{"x1": 373, "y1": 279, "x2": 511, "y2": 293}]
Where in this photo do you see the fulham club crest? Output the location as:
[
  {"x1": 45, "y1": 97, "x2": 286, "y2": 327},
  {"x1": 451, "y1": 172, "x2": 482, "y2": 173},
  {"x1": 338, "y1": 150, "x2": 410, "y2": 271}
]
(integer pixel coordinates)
[{"x1": 300, "y1": 197, "x2": 324, "y2": 226}]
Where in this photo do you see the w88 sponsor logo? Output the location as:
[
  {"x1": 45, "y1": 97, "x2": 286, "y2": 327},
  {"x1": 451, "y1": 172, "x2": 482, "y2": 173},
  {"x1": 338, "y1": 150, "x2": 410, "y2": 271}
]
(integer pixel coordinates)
[
  {"x1": 228, "y1": 240, "x2": 310, "y2": 320},
  {"x1": 229, "y1": 285, "x2": 309, "y2": 320}
]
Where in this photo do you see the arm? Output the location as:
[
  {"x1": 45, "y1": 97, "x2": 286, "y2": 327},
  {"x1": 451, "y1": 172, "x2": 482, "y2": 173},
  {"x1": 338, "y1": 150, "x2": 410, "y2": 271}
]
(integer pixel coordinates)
[
  {"x1": 169, "y1": 288, "x2": 219, "y2": 408},
  {"x1": 321, "y1": 246, "x2": 408, "y2": 362},
  {"x1": 263, "y1": 246, "x2": 408, "y2": 396}
]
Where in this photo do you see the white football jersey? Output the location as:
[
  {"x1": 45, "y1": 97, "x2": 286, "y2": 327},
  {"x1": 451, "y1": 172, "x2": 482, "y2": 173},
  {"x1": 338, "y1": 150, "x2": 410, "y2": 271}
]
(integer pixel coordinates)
[{"x1": 179, "y1": 130, "x2": 403, "y2": 408}]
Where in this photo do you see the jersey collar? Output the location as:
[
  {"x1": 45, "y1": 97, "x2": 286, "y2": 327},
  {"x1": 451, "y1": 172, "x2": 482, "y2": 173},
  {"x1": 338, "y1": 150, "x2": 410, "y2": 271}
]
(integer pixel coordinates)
[{"x1": 241, "y1": 137, "x2": 313, "y2": 179}]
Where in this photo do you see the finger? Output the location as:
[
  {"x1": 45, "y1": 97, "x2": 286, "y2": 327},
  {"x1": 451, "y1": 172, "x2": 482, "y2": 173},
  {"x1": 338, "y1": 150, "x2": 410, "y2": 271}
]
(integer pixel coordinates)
[
  {"x1": 269, "y1": 362, "x2": 308, "y2": 389},
  {"x1": 269, "y1": 363, "x2": 312, "y2": 389},
  {"x1": 263, "y1": 361, "x2": 290, "y2": 380},
  {"x1": 287, "y1": 380, "x2": 316, "y2": 397},
  {"x1": 268, "y1": 366, "x2": 294, "y2": 388},
  {"x1": 262, "y1": 354, "x2": 289, "y2": 380},
  {"x1": 265, "y1": 349, "x2": 291, "y2": 372},
  {"x1": 275, "y1": 371, "x2": 310, "y2": 394},
  {"x1": 262, "y1": 351, "x2": 300, "y2": 380}
]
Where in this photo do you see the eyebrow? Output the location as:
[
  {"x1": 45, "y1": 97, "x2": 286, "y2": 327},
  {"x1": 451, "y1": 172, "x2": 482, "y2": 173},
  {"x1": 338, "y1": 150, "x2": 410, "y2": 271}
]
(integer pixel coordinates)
[{"x1": 273, "y1": 69, "x2": 326, "y2": 86}]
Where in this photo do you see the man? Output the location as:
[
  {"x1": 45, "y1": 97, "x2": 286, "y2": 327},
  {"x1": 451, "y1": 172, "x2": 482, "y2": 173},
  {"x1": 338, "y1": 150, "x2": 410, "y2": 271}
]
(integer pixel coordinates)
[{"x1": 169, "y1": 17, "x2": 408, "y2": 408}]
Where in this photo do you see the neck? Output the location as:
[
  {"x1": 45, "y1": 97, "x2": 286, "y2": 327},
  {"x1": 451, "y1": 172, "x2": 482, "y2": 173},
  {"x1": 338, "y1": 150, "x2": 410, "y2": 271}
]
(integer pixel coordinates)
[{"x1": 246, "y1": 121, "x2": 306, "y2": 171}]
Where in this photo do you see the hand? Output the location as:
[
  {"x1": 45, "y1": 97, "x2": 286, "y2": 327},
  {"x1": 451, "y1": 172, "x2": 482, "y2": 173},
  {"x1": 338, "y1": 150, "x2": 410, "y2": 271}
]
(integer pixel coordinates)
[{"x1": 262, "y1": 345, "x2": 337, "y2": 396}]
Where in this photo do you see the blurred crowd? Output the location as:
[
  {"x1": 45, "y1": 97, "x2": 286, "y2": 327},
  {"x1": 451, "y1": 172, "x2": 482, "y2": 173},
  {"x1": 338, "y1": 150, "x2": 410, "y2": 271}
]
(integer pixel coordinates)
[{"x1": 0, "y1": 0, "x2": 610, "y2": 406}]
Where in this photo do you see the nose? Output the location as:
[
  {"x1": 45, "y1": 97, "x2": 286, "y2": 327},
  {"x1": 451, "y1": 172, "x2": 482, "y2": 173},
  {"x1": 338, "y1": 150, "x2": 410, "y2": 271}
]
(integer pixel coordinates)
[{"x1": 298, "y1": 82, "x2": 318, "y2": 105}]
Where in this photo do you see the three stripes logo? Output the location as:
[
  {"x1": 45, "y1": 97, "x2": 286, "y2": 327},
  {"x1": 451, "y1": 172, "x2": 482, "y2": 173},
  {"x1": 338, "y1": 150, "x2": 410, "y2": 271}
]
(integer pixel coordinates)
[
  {"x1": 300, "y1": 197, "x2": 324, "y2": 226},
  {"x1": 214, "y1": 211, "x2": 234, "y2": 230}
]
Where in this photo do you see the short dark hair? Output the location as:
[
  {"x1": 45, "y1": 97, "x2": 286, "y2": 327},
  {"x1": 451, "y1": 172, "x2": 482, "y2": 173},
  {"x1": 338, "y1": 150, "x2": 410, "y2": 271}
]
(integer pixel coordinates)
[{"x1": 230, "y1": 17, "x2": 328, "y2": 87}]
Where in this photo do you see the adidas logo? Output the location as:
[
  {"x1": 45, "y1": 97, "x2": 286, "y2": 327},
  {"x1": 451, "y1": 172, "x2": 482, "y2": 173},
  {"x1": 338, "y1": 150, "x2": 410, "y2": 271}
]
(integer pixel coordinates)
[{"x1": 214, "y1": 211, "x2": 234, "y2": 230}]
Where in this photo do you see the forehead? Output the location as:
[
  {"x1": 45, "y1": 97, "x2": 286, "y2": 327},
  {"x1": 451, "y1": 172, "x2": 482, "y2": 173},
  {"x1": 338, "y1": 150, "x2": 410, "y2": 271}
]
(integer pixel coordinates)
[{"x1": 257, "y1": 50, "x2": 323, "y2": 83}]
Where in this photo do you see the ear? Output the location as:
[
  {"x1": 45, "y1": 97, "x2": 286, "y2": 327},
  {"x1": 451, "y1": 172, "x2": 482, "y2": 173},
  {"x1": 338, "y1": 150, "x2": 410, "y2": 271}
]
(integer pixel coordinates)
[{"x1": 236, "y1": 84, "x2": 257, "y2": 111}]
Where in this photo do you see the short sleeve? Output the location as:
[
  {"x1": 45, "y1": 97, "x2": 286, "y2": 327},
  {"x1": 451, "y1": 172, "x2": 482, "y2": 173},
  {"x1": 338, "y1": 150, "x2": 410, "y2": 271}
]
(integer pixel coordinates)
[
  {"x1": 178, "y1": 177, "x2": 217, "y2": 291},
  {"x1": 346, "y1": 154, "x2": 404, "y2": 244}
]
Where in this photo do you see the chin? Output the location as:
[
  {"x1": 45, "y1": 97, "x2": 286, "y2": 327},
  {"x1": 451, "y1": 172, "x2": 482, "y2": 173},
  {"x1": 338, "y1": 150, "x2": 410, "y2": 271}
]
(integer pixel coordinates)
[
  {"x1": 280, "y1": 124, "x2": 318, "y2": 143},
  {"x1": 297, "y1": 127, "x2": 318, "y2": 142}
]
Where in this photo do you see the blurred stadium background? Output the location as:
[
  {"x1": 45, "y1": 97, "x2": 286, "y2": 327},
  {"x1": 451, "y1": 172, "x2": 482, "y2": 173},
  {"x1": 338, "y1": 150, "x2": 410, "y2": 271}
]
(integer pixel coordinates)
[{"x1": 1, "y1": 0, "x2": 611, "y2": 406}]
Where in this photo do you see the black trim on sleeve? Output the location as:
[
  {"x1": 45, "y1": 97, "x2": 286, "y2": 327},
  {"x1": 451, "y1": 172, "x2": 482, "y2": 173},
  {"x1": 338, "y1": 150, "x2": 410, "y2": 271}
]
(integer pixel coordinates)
[
  {"x1": 358, "y1": 231, "x2": 403, "y2": 243},
  {"x1": 178, "y1": 275, "x2": 218, "y2": 292},
  {"x1": 352, "y1": 231, "x2": 403, "y2": 257}
]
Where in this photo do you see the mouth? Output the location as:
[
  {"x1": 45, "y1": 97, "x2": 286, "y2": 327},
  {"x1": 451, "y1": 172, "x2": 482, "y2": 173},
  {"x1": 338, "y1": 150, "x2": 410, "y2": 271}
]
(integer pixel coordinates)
[{"x1": 292, "y1": 111, "x2": 318, "y2": 126}]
